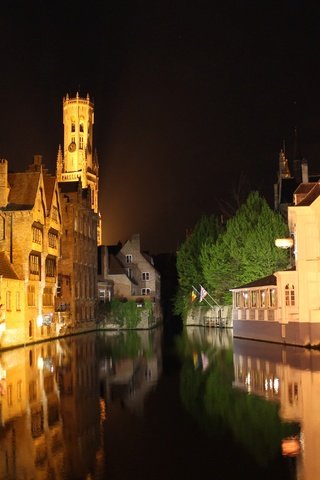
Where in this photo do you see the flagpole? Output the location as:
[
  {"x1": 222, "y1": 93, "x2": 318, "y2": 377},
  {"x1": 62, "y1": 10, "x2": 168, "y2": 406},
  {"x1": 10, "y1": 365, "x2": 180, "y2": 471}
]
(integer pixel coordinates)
[
  {"x1": 199, "y1": 284, "x2": 221, "y2": 308},
  {"x1": 192, "y1": 285, "x2": 214, "y2": 308}
]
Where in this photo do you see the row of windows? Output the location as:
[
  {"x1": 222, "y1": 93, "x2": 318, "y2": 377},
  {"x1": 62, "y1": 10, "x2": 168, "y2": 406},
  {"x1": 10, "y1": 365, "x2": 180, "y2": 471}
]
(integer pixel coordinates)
[
  {"x1": 70, "y1": 136, "x2": 84, "y2": 149},
  {"x1": 2, "y1": 291, "x2": 21, "y2": 311},
  {"x1": 29, "y1": 255, "x2": 57, "y2": 278},
  {"x1": 33, "y1": 227, "x2": 58, "y2": 248},
  {"x1": 27, "y1": 286, "x2": 54, "y2": 306},
  {"x1": 235, "y1": 288, "x2": 277, "y2": 309},
  {"x1": 235, "y1": 284, "x2": 295, "y2": 309},
  {"x1": 0, "y1": 221, "x2": 59, "y2": 243},
  {"x1": 71, "y1": 121, "x2": 84, "y2": 133}
]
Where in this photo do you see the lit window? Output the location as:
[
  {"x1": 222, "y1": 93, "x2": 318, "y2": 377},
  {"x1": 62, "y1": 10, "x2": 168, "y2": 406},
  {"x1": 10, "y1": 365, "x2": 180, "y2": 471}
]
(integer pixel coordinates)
[
  {"x1": 243, "y1": 291, "x2": 249, "y2": 308},
  {"x1": 6, "y1": 291, "x2": 11, "y2": 311},
  {"x1": 259, "y1": 289, "x2": 267, "y2": 308},
  {"x1": 32, "y1": 226, "x2": 42, "y2": 244},
  {"x1": 269, "y1": 288, "x2": 277, "y2": 307},
  {"x1": 235, "y1": 292, "x2": 241, "y2": 307},
  {"x1": 99, "y1": 289, "x2": 106, "y2": 302},
  {"x1": 45, "y1": 257, "x2": 56, "y2": 277},
  {"x1": 48, "y1": 231, "x2": 57, "y2": 248},
  {"x1": 43, "y1": 287, "x2": 53, "y2": 306},
  {"x1": 29, "y1": 254, "x2": 40, "y2": 276},
  {"x1": 142, "y1": 272, "x2": 150, "y2": 280},
  {"x1": 28, "y1": 286, "x2": 36, "y2": 306},
  {"x1": 16, "y1": 291, "x2": 21, "y2": 311},
  {"x1": 7, "y1": 384, "x2": 13, "y2": 406},
  {"x1": 285, "y1": 284, "x2": 295, "y2": 306},
  {"x1": 250, "y1": 291, "x2": 257, "y2": 308}
]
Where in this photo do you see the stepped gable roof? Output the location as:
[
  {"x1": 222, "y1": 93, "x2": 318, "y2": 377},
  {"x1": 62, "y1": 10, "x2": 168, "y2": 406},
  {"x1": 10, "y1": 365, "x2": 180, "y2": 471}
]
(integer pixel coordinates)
[
  {"x1": 0, "y1": 252, "x2": 19, "y2": 279},
  {"x1": 296, "y1": 182, "x2": 320, "y2": 206},
  {"x1": 230, "y1": 274, "x2": 277, "y2": 290},
  {"x1": 6, "y1": 172, "x2": 41, "y2": 210}
]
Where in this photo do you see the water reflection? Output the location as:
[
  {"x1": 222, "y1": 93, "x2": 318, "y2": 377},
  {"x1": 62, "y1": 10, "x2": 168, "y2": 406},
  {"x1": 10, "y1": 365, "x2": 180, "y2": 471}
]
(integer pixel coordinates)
[
  {"x1": 0, "y1": 328, "x2": 162, "y2": 480},
  {"x1": 2, "y1": 325, "x2": 320, "y2": 480},
  {"x1": 181, "y1": 327, "x2": 320, "y2": 480}
]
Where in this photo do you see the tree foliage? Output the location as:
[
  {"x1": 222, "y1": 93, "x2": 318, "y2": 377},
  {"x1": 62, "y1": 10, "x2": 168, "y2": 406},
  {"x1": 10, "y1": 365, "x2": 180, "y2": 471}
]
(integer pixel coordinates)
[
  {"x1": 200, "y1": 191, "x2": 290, "y2": 303},
  {"x1": 175, "y1": 214, "x2": 223, "y2": 315}
]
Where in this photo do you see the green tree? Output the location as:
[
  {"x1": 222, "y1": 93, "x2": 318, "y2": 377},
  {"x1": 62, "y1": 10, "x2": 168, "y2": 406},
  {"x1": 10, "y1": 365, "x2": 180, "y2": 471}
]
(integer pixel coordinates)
[
  {"x1": 201, "y1": 191, "x2": 289, "y2": 304},
  {"x1": 175, "y1": 214, "x2": 223, "y2": 315}
]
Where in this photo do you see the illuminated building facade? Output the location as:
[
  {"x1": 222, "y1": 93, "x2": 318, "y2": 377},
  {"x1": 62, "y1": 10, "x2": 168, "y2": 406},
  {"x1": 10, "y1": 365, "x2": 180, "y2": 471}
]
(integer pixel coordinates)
[
  {"x1": 56, "y1": 180, "x2": 98, "y2": 327},
  {"x1": 57, "y1": 93, "x2": 101, "y2": 245},
  {"x1": 231, "y1": 179, "x2": 320, "y2": 347},
  {"x1": 0, "y1": 156, "x2": 63, "y2": 348},
  {"x1": 98, "y1": 234, "x2": 162, "y2": 325}
]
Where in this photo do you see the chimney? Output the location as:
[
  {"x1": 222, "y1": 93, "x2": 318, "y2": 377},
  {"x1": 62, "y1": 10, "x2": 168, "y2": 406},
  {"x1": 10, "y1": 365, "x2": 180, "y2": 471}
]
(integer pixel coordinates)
[
  {"x1": 301, "y1": 159, "x2": 308, "y2": 183},
  {"x1": 0, "y1": 159, "x2": 9, "y2": 207},
  {"x1": 34, "y1": 154, "x2": 42, "y2": 166}
]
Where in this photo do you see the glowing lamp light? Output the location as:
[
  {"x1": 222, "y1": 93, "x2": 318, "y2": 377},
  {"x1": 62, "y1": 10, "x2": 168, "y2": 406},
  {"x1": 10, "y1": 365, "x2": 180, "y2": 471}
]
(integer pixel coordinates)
[
  {"x1": 36, "y1": 314, "x2": 43, "y2": 327},
  {"x1": 275, "y1": 238, "x2": 294, "y2": 249},
  {"x1": 282, "y1": 437, "x2": 300, "y2": 457},
  {"x1": 0, "y1": 321, "x2": 6, "y2": 334},
  {"x1": 37, "y1": 357, "x2": 44, "y2": 370}
]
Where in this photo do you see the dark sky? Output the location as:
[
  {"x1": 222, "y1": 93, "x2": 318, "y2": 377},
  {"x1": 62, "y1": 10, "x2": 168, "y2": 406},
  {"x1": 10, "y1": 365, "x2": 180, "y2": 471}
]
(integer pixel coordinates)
[{"x1": 1, "y1": 1, "x2": 320, "y2": 253}]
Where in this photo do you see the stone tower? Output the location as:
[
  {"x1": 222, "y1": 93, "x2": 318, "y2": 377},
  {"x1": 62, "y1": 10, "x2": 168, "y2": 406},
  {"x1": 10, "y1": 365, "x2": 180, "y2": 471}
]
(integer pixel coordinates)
[{"x1": 56, "y1": 92, "x2": 101, "y2": 244}]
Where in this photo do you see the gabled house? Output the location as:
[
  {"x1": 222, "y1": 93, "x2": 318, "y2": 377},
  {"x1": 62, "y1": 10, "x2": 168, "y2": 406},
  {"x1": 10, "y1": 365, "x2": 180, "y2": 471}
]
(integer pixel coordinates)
[
  {"x1": 0, "y1": 156, "x2": 63, "y2": 348},
  {"x1": 98, "y1": 234, "x2": 162, "y2": 325}
]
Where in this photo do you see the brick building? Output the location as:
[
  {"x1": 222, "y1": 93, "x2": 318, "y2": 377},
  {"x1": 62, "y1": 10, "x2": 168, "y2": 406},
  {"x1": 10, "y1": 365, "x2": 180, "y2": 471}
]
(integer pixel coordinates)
[{"x1": 0, "y1": 156, "x2": 62, "y2": 347}]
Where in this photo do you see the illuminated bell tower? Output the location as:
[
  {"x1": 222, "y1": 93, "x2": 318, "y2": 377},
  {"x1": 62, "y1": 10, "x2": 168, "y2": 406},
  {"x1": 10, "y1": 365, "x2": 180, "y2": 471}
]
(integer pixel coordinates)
[{"x1": 57, "y1": 92, "x2": 101, "y2": 244}]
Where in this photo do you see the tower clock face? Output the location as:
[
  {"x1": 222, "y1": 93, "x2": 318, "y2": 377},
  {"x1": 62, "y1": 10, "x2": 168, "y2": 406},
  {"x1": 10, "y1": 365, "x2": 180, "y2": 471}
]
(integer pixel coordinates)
[{"x1": 68, "y1": 142, "x2": 76, "y2": 152}]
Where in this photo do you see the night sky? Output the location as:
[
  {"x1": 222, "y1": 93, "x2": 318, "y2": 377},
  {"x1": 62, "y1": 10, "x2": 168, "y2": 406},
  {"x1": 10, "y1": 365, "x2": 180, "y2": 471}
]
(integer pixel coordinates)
[{"x1": 1, "y1": 1, "x2": 320, "y2": 254}]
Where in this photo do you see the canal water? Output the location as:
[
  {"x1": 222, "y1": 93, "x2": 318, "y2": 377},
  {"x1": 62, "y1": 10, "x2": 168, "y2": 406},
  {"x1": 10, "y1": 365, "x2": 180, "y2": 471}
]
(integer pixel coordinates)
[{"x1": 0, "y1": 319, "x2": 318, "y2": 480}]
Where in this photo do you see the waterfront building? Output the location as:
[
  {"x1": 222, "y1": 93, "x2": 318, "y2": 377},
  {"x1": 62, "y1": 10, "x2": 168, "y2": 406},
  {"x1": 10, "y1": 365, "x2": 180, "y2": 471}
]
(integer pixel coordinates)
[
  {"x1": 57, "y1": 180, "x2": 98, "y2": 328},
  {"x1": 0, "y1": 156, "x2": 63, "y2": 348},
  {"x1": 98, "y1": 234, "x2": 162, "y2": 324},
  {"x1": 232, "y1": 159, "x2": 320, "y2": 346}
]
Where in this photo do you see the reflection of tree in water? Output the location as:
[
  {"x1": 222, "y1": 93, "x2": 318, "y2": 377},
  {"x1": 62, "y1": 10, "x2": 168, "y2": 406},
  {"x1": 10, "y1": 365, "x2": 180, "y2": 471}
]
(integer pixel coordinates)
[
  {"x1": 176, "y1": 333, "x2": 299, "y2": 467},
  {"x1": 97, "y1": 330, "x2": 155, "y2": 360}
]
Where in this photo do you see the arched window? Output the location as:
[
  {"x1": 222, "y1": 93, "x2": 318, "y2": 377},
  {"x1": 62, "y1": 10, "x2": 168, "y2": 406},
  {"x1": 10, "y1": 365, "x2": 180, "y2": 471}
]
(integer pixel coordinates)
[{"x1": 285, "y1": 284, "x2": 295, "y2": 306}]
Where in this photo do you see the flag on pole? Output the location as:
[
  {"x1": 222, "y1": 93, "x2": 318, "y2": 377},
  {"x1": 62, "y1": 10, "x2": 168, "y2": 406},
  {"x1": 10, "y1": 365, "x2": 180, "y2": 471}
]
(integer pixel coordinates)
[
  {"x1": 191, "y1": 290, "x2": 197, "y2": 302},
  {"x1": 199, "y1": 285, "x2": 208, "y2": 302}
]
